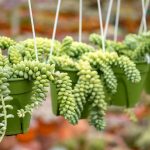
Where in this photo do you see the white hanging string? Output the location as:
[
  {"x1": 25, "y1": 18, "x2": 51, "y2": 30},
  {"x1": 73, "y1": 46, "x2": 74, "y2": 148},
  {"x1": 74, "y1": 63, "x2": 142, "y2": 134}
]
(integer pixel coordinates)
[
  {"x1": 139, "y1": 0, "x2": 150, "y2": 63},
  {"x1": 97, "y1": 0, "x2": 105, "y2": 52},
  {"x1": 146, "y1": 54, "x2": 150, "y2": 63},
  {"x1": 79, "y1": 0, "x2": 83, "y2": 42},
  {"x1": 141, "y1": 0, "x2": 148, "y2": 32},
  {"x1": 114, "y1": 0, "x2": 121, "y2": 42},
  {"x1": 48, "y1": 0, "x2": 61, "y2": 63},
  {"x1": 28, "y1": 0, "x2": 38, "y2": 61},
  {"x1": 139, "y1": 0, "x2": 150, "y2": 33},
  {"x1": 104, "y1": 0, "x2": 113, "y2": 39}
]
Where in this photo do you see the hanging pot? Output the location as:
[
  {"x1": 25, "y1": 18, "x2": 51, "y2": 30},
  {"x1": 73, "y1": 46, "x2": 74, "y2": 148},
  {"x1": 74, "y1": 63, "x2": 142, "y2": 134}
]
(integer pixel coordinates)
[
  {"x1": 4, "y1": 78, "x2": 33, "y2": 135},
  {"x1": 111, "y1": 62, "x2": 149, "y2": 107},
  {"x1": 144, "y1": 64, "x2": 150, "y2": 94}
]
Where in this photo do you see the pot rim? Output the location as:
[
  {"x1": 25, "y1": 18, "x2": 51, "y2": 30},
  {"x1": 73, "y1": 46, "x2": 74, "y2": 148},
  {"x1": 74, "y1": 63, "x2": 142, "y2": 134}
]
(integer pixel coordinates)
[{"x1": 8, "y1": 78, "x2": 27, "y2": 82}]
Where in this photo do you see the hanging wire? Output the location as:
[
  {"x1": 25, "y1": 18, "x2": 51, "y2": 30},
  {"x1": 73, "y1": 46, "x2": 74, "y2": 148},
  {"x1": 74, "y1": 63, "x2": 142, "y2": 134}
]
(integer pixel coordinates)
[
  {"x1": 97, "y1": 0, "x2": 105, "y2": 52},
  {"x1": 139, "y1": 0, "x2": 150, "y2": 33},
  {"x1": 139, "y1": 0, "x2": 150, "y2": 63},
  {"x1": 104, "y1": 0, "x2": 113, "y2": 39},
  {"x1": 48, "y1": 0, "x2": 61, "y2": 63},
  {"x1": 28, "y1": 0, "x2": 38, "y2": 61},
  {"x1": 114, "y1": 0, "x2": 121, "y2": 42},
  {"x1": 146, "y1": 54, "x2": 150, "y2": 63},
  {"x1": 79, "y1": 0, "x2": 83, "y2": 42},
  {"x1": 141, "y1": 0, "x2": 148, "y2": 32}
]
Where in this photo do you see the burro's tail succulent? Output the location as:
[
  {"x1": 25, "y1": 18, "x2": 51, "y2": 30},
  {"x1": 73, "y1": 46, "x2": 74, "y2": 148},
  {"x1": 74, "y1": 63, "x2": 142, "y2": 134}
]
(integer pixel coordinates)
[
  {"x1": 54, "y1": 71, "x2": 78, "y2": 125},
  {"x1": 0, "y1": 67, "x2": 14, "y2": 142},
  {"x1": 81, "y1": 51, "x2": 141, "y2": 86},
  {"x1": 74, "y1": 60, "x2": 107, "y2": 130},
  {"x1": 60, "y1": 36, "x2": 95, "y2": 58},
  {"x1": 0, "y1": 36, "x2": 16, "y2": 50}
]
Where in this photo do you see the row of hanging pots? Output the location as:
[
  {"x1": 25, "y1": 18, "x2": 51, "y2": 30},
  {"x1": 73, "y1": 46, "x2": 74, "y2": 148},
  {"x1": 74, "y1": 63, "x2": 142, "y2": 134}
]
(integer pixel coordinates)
[
  {"x1": 0, "y1": 31, "x2": 150, "y2": 140},
  {"x1": 50, "y1": 32, "x2": 150, "y2": 119},
  {"x1": 3, "y1": 59, "x2": 150, "y2": 136}
]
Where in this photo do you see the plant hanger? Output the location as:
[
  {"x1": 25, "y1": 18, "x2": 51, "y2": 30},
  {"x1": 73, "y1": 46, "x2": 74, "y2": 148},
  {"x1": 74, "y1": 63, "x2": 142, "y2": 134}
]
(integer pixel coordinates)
[
  {"x1": 28, "y1": 0, "x2": 38, "y2": 61},
  {"x1": 139, "y1": 0, "x2": 150, "y2": 63},
  {"x1": 28, "y1": 0, "x2": 62, "y2": 64},
  {"x1": 139, "y1": 0, "x2": 150, "y2": 34},
  {"x1": 48, "y1": 0, "x2": 83, "y2": 63},
  {"x1": 79, "y1": 0, "x2": 82, "y2": 42},
  {"x1": 114, "y1": 0, "x2": 121, "y2": 42},
  {"x1": 97, "y1": 0, "x2": 114, "y2": 52},
  {"x1": 48, "y1": 0, "x2": 61, "y2": 64},
  {"x1": 97, "y1": 0, "x2": 105, "y2": 52}
]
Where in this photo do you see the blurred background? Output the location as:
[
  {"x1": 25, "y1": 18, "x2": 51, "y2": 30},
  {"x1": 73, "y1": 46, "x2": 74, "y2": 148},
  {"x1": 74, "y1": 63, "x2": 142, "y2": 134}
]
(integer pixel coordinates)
[{"x1": 0, "y1": 0, "x2": 150, "y2": 150}]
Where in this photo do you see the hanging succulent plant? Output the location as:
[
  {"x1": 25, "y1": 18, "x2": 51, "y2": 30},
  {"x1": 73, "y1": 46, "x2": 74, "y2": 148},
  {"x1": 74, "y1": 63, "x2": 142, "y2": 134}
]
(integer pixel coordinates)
[
  {"x1": 49, "y1": 37, "x2": 142, "y2": 129},
  {"x1": 12, "y1": 61, "x2": 55, "y2": 116},
  {"x1": 0, "y1": 36, "x2": 78, "y2": 141},
  {"x1": 89, "y1": 32, "x2": 150, "y2": 62},
  {"x1": 74, "y1": 60, "x2": 107, "y2": 130},
  {"x1": 0, "y1": 66, "x2": 14, "y2": 141},
  {"x1": 89, "y1": 33, "x2": 134, "y2": 58},
  {"x1": 0, "y1": 33, "x2": 146, "y2": 137},
  {"x1": 89, "y1": 33, "x2": 150, "y2": 106},
  {"x1": 8, "y1": 37, "x2": 61, "y2": 64},
  {"x1": 59, "y1": 36, "x2": 95, "y2": 59}
]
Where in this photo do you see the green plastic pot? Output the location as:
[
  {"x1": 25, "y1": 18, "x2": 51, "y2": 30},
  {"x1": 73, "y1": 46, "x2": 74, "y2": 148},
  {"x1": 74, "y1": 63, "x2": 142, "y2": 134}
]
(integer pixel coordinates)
[
  {"x1": 4, "y1": 78, "x2": 32, "y2": 135},
  {"x1": 111, "y1": 62, "x2": 149, "y2": 107},
  {"x1": 144, "y1": 64, "x2": 150, "y2": 94},
  {"x1": 56, "y1": 68, "x2": 78, "y2": 85}
]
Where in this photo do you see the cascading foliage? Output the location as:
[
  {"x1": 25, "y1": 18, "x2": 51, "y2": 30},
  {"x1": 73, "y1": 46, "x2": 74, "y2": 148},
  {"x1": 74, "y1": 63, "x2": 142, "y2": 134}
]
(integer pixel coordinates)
[
  {"x1": 0, "y1": 37, "x2": 74, "y2": 141},
  {"x1": 9, "y1": 38, "x2": 61, "y2": 64},
  {"x1": 124, "y1": 33, "x2": 150, "y2": 61},
  {"x1": 81, "y1": 51, "x2": 141, "y2": 84},
  {"x1": 90, "y1": 32, "x2": 150, "y2": 62},
  {"x1": 74, "y1": 51, "x2": 140, "y2": 130},
  {"x1": 50, "y1": 55, "x2": 76, "y2": 69},
  {"x1": 53, "y1": 71, "x2": 78, "y2": 125},
  {"x1": 12, "y1": 60, "x2": 54, "y2": 116},
  {"x1": 49, "y1": 38, "x2": 141, "y2": 130},
  {"x1": 89, "y1": 33, "x2": 134, "y2": 58},
  {"x1": 0, "y1": 31, "x2": 145, "y2": 141},
  {"x1": 0, "y1": 67, "x2": 14, "y2": 141},
  {"x1": 0, "y1": 37, "x2": 15, "y2": 141},
  {"x1": 74, "y1": 60, "x2": 107, "y2": 130},
  {"x1": 60, "y1": 36, "x2": 95, "y2": 59}
]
